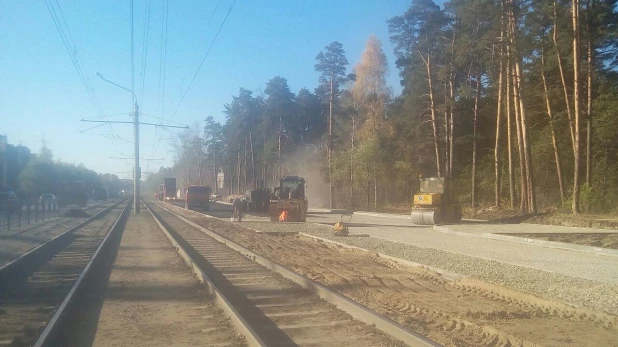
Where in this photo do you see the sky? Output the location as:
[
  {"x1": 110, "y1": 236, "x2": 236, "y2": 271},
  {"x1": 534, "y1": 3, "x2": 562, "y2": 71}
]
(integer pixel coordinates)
[{"x1": 0, "y1": 0, "x2": 413, "y2": 180}]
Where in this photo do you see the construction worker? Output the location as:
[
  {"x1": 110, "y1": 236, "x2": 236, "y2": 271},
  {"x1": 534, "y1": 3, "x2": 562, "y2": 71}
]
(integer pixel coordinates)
[{"x1": 232, "y1": 197, "x2": 243, "y2": 222}]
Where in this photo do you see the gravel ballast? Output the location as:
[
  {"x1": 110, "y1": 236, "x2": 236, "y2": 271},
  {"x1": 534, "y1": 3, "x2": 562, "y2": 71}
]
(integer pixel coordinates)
[{"x1": 241, "y1": 221, "x2": 618, "y2": 315}]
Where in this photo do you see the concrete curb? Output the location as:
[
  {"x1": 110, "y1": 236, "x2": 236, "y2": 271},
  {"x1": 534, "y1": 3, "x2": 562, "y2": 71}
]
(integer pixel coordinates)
[
  {"x1": 299, "y1": 232, "x2": 466, "y2": 281},
  {"x1": 351, "y1": 210, "x2": 488, "y2": 223},
  {"x1": 352, "y1": 211, "x2": 412, "y2": 220},
  {"x1": 432, "y1": 225, "x2": 618, "y2": 257}
]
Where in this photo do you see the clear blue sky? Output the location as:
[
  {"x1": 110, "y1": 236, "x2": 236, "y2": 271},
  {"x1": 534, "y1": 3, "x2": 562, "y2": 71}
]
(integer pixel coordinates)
[{"x1": 0, "y1": 0, "x2": 412, "y2": 179}]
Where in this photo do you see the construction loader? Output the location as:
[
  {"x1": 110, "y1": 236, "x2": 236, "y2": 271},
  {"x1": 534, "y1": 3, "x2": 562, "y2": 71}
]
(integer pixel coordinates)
[
  {"x1": 410, "y1": 176, "x2": 462, "y2": 225},
  {"x1": 269, "y1": 176, "x2": 308, "y2": 222}
]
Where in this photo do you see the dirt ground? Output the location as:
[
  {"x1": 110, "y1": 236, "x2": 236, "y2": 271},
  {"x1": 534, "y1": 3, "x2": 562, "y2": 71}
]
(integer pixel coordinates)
[
  {"x1": 166, "y1": 204, "x2": 618, "y2": 347},
  {"x1": 90, "y1": 209, "x2": 244, "y2": 347},
  {"x1": 465, "y1": 206, "x2": 618, "y2": 229}
]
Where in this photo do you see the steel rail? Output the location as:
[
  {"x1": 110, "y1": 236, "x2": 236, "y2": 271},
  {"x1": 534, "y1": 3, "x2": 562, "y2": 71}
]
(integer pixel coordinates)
[
  {"x1": 34, "y1": 201, "x2": 131, "y2": 347},
  {"x1": 143, "y1": 200, "x2": 267, "y2": 347},
  {"x1": 154, "y1": 200, "x2": 441, "y2": 347},
  {"x1": 0, "y1": 199, "x2": 126, "y2": 279},
  {"x1": 0, "y1": 199, "x2": 118, "y2": 236}
]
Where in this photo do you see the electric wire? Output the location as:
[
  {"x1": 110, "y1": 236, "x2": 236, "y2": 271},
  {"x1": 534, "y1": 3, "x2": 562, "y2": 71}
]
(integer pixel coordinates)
[
  {"x1": 170, "y1": 0, "x2": 238, "y2": 121},
  {"x1": 44, "y1": 0, "x2": 103, "y2": 117},
  {"x1": 139, "y1": 0, "x2": 153, "y2": 106}
]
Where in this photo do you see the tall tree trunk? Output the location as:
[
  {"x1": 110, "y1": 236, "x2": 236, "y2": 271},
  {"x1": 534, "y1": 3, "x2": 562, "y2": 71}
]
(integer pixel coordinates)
[
  {"x1": 506, "y1": 55, "x2": 515, "y2": 208},
  {"x1": 213, "y1": 141, "x2": 217, "y2": 192},
  {"x1": 449, "y1": 72, "x2": 455, "y2": 189},
  {"x1": 603, "y1": 145, "x2": 609, "y2": 195},
  {"x1": 554, "y1": 0, "x2": 577, "y2": 154},
  {"x1": 444, "y1": 78, "x2": 450, "y2": 179},
  {"x1": 374, "y1": 163, "x2": 378, "y2": 210},
  {"x1": 262, "y1": 135, "x2": 268, "y2": 182},
  {"x1": 448, "y1": 32, "x2": 456, "y2": 183},
  {"x1": 495, "y1": 28, "x2": 504, "y2": 207},
  {"x1": 229, "y1": 153, "x2": 233, "y2": 195},
  {"x1": 511, "y1": 56, "x2": 527, "y2": 210},
  {"x1": 472, "y1": 71, "x2": 481, "y2": 208},
  {"x1": 422, "y1": 53, "x2": 442, "y2": 177},
  {"x1": 541, "y1": 44, "x2": 566, "y2": 202},
  {"x1": 329, "y1": 72, "x2": 334, "y2": 210},
  {"x1": 510, "y1": 4, "x2": 536, "y2": 213},
  {"x1": 237, "y1": 149, "x2": 241, "y2": 194},
  {"x1": 366, "y1": 162, "x2": 370, "y2": 211},
  {"x1": 197, "y1": 139, "x2": 202, "y2": 185},
  {"x1": 249, "y1": 128, "x2": 255, "y2": 189},
  {"x1": 243, "y1": 135, "x2": 248, "y2": 192},
  {"x1": 585, "y1": 0, "x2": 594, "y2": 187},
  {"x1": 572, "y1": 0, "x2": 582, "y2": 214},
  {"x1": 278, "y1": 107, "x2": 283, "y2": 179},
  {"x1": 350, "y1": 115, "x2": 355, "y2": 210}
]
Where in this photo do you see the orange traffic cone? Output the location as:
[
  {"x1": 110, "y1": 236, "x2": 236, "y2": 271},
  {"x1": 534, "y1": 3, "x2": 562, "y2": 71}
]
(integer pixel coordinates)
[{"x1": 279, "y1": 210, "x2": 288, "y2": 222}]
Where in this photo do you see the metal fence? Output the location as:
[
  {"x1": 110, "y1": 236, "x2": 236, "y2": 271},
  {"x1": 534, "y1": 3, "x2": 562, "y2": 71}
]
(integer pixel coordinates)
[{"x1": 0, "y1": 199, "x2": 61, "y2": 232}]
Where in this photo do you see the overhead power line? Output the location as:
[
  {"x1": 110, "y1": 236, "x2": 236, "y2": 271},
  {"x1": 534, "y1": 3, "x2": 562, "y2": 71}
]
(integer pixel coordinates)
[
  {"x1": 151, "y1": 0, "x2": 170, "y2": 160},
  {"x1": 44, "y1": 0, "x2": 104, "y2": 117},
  {"x1": 170, "y1": 0, "x2": 238, "y2": 120},
  {"x1": 179, "y1": 0, "x2": 222, "y2": 87},
  {"x1": 157, "y1": 0, "x2": 169, "y2": 120},
  {"x1": 139, "y1": 0, "x2": 153, "y2": 106}
]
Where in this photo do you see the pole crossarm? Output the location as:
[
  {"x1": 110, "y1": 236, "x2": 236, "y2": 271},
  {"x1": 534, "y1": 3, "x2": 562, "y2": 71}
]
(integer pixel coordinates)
[
  {"x1": 81, "y1": 120, "x2": 188, "y2": 129},
  {"x1": 81, "y1": 120, "x2": 134, "y2": 124},
  {"x1": 109, "y1": 157, "x2": 164, "y2": 160},
  {"x1": 139, "y1": 122, "x2": 189, "y2": 129}
]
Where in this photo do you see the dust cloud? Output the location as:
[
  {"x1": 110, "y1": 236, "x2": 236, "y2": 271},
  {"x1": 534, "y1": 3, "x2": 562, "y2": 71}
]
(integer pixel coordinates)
[{"x1": 280, "y1": 145, "x2": 330, "y2": 209}]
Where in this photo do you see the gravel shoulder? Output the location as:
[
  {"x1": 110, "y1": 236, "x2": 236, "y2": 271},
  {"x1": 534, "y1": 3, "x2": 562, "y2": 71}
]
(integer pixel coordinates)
[
  {"x1": 90, "y1": 207, "x2": 244, "y2": 347},
  {"x1": 161, "y1": 202, "x2": 618, "y2": 347},
  {"x1": 314, "y1": 221, "x2": 618, "y2": 286},
  {"x1": 281, "y1": 222, "x2": 618, "y2": 315}
]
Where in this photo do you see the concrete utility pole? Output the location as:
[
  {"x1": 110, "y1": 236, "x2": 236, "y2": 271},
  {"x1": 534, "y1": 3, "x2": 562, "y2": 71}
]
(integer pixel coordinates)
[
  {"x1": 1, "y1": 135, "x2": 7, "y2": 189},
  {"x1": 87, "y1": 73, "x2": 188, "y2": 214},
  {"x1": 95, "y1": 73, "x2": 140, "y2": 213},
  {"x1": 329, "y1": 72, "x2": 334, "y2": 210},
  {"x1": 133, "y1": 101, "x2": 140, "y2": 213}
]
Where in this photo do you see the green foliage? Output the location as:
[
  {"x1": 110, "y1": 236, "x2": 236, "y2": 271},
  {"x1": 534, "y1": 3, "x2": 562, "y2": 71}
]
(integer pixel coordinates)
[
  {"x1": 147, "y1": 0, "x2": 618, "y2": 214},
  {"x1": 314, "y1": 41, "x2": 350, "y2": 102},
  {"x1": 0, "y1": 142, "x2": 118, "y2": 198},
  {"x1": 580, "y1": 183, "x2": 608, "y2": 213}
]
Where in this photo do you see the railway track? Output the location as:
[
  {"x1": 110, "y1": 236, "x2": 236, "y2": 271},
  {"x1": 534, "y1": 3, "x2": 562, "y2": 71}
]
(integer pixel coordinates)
[
  {"x1": 0, "y1": 199, "x2": 115, "y2": 233},
  {"x1": 0, "y1": 200, "x2": 130, "y2": 347},
  {"x1": 145, "y1": 200, "x2": 439, "y2": 347}
]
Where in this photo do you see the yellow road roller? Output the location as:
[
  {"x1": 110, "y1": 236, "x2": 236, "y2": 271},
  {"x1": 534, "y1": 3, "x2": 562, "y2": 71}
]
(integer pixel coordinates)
[{"x1": 410, "y1": 177, "x2": 462, "y2": 225}]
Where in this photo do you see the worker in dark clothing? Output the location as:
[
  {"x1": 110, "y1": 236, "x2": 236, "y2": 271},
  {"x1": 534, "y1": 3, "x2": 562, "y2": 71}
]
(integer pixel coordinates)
[{"x1": 232, "y1": 197, "x2": 243, "y2": 222}]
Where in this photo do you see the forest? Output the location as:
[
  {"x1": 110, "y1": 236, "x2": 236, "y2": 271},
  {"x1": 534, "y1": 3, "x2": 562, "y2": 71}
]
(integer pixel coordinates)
[
  {"x1": 146, "y1": 0, "x2": 618, "y2": 214},
  {"x1": 0, "y1": 135, "x2": 125, "y2": 198}
]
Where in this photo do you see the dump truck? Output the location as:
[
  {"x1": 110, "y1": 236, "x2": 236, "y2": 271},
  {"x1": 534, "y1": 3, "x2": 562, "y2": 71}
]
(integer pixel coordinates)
[
  {"x1": 410, "y1": 176, "x2": 461, "y2": 225},
  {"x1": 186, "y1": 185, "x2": 211, "y2": 210},
  {"x1": 163, "y1": 177, "x2": 177, "y2": 201},
  {"x1": 269, "y1": 176, "x2": 308, "y2": 222}
]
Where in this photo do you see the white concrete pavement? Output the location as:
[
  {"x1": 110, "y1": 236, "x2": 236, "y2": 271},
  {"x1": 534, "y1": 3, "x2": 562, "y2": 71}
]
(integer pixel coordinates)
[{"x1": 199, "y1": 202, "x2": 618, "y2": 286}]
